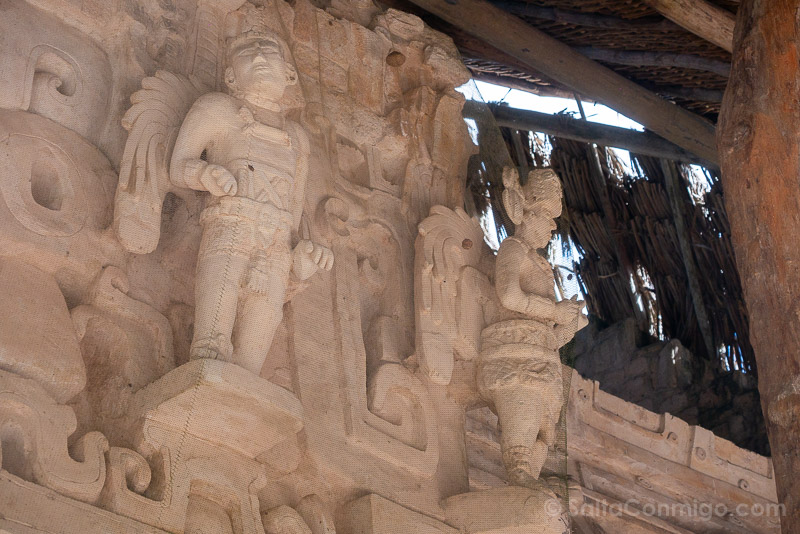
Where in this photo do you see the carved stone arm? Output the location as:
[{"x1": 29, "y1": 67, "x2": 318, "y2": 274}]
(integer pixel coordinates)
[
  {"x1": 292, "y1": 240, "x2": 334, "y2": 280},
  {"x1": 169, "y1": 93, "x2": 236, "y2": 194}
]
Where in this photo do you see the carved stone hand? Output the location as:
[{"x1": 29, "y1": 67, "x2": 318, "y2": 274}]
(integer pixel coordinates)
[
  {"x1": 199, "y1": 164, "x2": 238, "y2": 196},
  {"x1": 554, "y1": 296, "x2": 583, "y2": 325},
  {"x1": 292, "y1": 240, "x2": 334, "y2": 280}
]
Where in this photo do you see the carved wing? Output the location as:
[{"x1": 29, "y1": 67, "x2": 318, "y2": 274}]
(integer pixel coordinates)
[
  {"x1": 414, "y1": 206, "x2": 484, "y2": 385},
  {"x1": 114, "y1": 71, "x2": 205, "y2": 254}
]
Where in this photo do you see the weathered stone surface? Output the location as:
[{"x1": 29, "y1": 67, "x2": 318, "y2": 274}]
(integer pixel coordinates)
[
  {"x1": 0, "y1": 0, "x2": 782, "y2": 533},
  {"x1": 467, "y1": 369, "x2": 782, "y2": 533},
  {"x1": 0, "y1": 257, "x2": 85, "y2": 403}
]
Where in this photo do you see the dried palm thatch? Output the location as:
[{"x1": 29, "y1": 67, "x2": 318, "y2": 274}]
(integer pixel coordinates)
[
  {"x1": 547, "y1": 136, "x2": 754, "y2": 372},
  {"x1": 464, "y1": 94, "x2": 753, "y2": 373}
]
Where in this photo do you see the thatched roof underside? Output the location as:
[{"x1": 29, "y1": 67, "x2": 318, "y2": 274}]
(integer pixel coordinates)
[{"x1": 423, "y1": 0, "x2": 737, "y2": 120}]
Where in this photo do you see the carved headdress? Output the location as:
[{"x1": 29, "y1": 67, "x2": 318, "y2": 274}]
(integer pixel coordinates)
[
  {"x1": 224, "y1": 2, "x2": 292, "y2": 57},
  {"x1": 502, "y1": 167, "x2": 562, "y2": 225},
  {"x1": 223, "y1": 3, "x2": 300, "y2": 97}
]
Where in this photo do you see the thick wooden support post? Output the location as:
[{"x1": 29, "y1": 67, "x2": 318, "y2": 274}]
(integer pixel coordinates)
[
  {"x1": 718, "y1": 1, "x2": 800, "y2": 531},
  {"x1": 406, "y1": 0, "x2": 719, "y2": 165},
  {"x1": 642, "y1": 0, "x2": 735, "y2": 52}
]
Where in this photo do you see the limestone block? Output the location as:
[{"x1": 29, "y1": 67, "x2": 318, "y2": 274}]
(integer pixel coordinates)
[
  {"x1": 0, "y1": 471, "x2": 164, "y2": 534},
  {"x1": 0, "y1": 369, "x2": 107, "y2": 503},
  {"x1": 442, "y1": 486, "x2": 568, "y2": 534},
  {"x1": 125, "y1": 359, "x2": 303, "y2": 461},
  {"x1": 339, "y1": 494, "x2": 457, "y2": 534},
  {"x1": 0, "y1": 257, "x2": 85, "y2": 403},
  {"x1": 101, "y1": 360, "x2": 299, "y2": 534},
  {"x1": 655, "y1": 339, "x2": 693, "y2": 390}
]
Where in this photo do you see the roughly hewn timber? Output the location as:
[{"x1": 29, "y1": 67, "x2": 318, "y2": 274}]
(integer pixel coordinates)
[
  {"x1": 490, "y1": 2, "x2": 674, "y2": 31},
  {"x1": 717, "y1": 1, "x2": 800, "y2": 531},
  {"x1": 466, "y1": 71, "x2": 583, "y2": 100},
  {"x1": 475, "y1": 103, "x2": 716, "y2": 167},
  {"x1": 642, "y1": 0, "x2": 735, "y2": 52},
  {"x1": 645, "y1": 84, "x2": 725, "y2": 103},
  {"x1": 574, "y1": 47, "x2": 731, "y2": 77},
  {"x1": 406, "y1": 0, "x2": 719, "y2": 164}
]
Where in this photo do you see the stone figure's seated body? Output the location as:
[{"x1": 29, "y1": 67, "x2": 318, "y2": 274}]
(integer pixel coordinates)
[{"x1": 479, "y1": 167, "x2": 586, "y2": 485}]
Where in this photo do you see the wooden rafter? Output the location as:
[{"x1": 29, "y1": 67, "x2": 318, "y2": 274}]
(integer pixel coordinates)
[
  {"x1": 642, "y1": 0, "x2": 735, "y2": 52},
  {"x1": 574, "y1": 47, "x2": 730, "y2": 77},
  {"x1": 474, "y1": 102, "x2": 717, "y2": 168}
]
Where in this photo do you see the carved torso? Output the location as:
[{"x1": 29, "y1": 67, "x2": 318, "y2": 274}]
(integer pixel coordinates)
[
  {"x1": 205, "y1": 101, "x2": 302, "y2": 212},
  {"x1": 509, "y1": 237, "x2": 556, "y2": 300}
]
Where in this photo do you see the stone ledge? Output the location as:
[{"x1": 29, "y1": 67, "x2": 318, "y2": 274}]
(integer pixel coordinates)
[{"x1": 125, "y1": 359, "x2": 303, "y2": 460}]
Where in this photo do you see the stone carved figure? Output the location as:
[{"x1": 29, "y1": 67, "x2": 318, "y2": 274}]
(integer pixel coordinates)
[
  {"x1": 414, "y1": 206, "x2": 485, "y2": 385},
  {"x1": 478, "y1": 167, "x2": 587, "y2": 485},
  {"x1": 115, "y1": 15, "x2": 333, "y2": 374},
  {"x1": 495, "y1": 167, "x2": 585, "y2": 343}
]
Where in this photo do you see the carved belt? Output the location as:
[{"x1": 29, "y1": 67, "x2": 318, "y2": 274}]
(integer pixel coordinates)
[
  {"x1": 198, "y1": 197, "x2": 293, "y2": 263},
  {"x1": 480, "y1": 319, "x2": 558, "y2": 352},
  {"x1": 200, "y1": 196, "x2": 292, "y2": 229}
]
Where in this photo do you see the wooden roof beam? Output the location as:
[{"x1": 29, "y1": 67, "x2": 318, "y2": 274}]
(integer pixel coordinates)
[
  {"x1": 574, "y1": 47, "x2": 730, "y2": 77},
  {"x1": 472, "y1": 102, "x2": 717, "y2": 168},
  {"x1": 642, "y1": 0, "x2": 735, "y2": 52},
  {"x1": 405, "y1": 0, "x2": 719, "y2": 164}
]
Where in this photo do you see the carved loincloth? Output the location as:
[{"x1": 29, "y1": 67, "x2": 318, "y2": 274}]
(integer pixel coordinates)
[{"x1": 199, "y1": 195, "x2": 293, "y2": 291}]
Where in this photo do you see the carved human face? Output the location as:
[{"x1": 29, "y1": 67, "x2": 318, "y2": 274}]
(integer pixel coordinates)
[
  {"x1": 227, "y1": 36, "x2": 295, "y2": 100},
  {"x1": 519, "y1": 215, "x2": 557, "y2": 249}
]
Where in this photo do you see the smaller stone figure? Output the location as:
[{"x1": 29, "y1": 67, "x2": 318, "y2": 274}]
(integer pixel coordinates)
[
  {"x1": 477, "y1": 167, "x2": 586, "y2": 486},
  {"x1": 495, "y1": 166, "x2": 584, "y2": 335}
]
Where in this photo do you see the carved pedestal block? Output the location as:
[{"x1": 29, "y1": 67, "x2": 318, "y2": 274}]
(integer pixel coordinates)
[
  {"x1": 340, "y1": 494, "x2": 457, "y2": 534},
  {"x1": 126, "y1": 359, "x2": 303, "y2": 461},
  {"x1": 102, "y1": 360, "x2": 304, "y2": 534},
  {"x1": 443, "y1": 486, "x2": 568, "y2": 534}
]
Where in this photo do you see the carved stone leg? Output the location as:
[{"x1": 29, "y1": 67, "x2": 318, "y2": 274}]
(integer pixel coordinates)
[
  {"x1": 191, "y1": 251, "x2": 249, "y2": 362},
  {"x1": 234, "y1": 273, "x2": 288, "y2": 375},
  {"x1": 493, "y1": 391, "x2": 550, "y2": 483}
]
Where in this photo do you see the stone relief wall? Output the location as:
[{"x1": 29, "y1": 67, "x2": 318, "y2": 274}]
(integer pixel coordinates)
[
  {"x1": 0, "y1": 0, "x2": 779, "y2": 533},
  {"x1": 0, "y1": 0, "x2": 573, "y2": 532}
]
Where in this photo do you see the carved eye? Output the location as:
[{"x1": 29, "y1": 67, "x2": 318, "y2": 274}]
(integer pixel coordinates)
[{"x1": 530, "y1": 362, "x2": 548, "y2": 373}]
